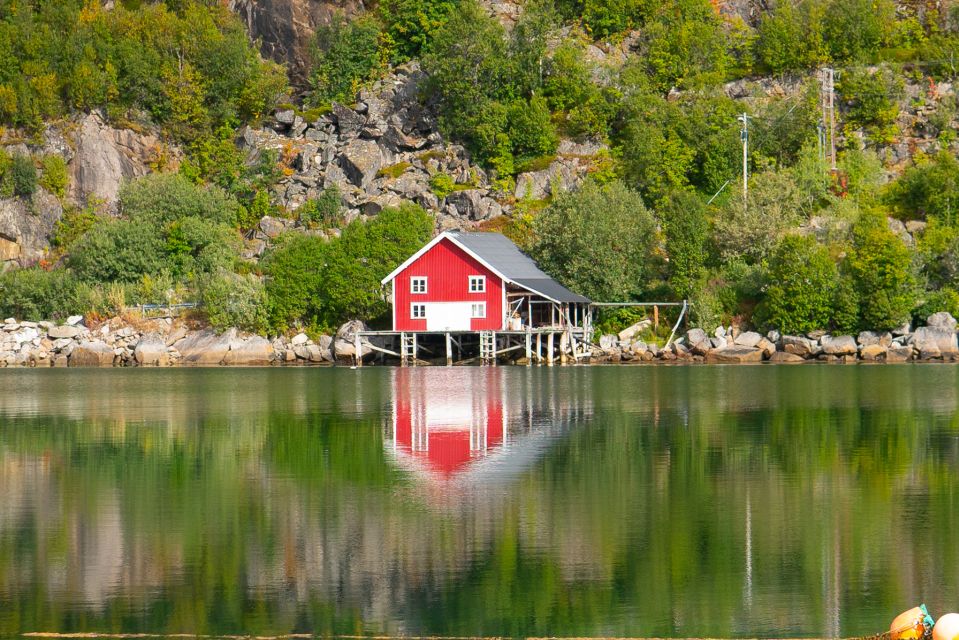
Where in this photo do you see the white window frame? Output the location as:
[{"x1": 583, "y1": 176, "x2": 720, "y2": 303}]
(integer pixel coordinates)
[
  {"x1": 471, "y1": 302, "x2": 486, "y2": 319},
  {"x1": 411, "y1": 303, "x2": 426, "y2": 319},
  {"x1": 469, "y1": 275, "x2": 486, "y2": 293},
  {"x1": 410, "y1": 276, "x2": 428, "y2": 294}
]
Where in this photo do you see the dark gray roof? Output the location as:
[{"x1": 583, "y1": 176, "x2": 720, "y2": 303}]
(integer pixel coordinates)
[{"x1": 448, "y1": 232, "x2": 590, "y2": 303}]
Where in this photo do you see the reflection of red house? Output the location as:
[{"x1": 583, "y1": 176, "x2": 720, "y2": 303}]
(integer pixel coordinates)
[{"x1": 391, "y1": 368, "x2": 506, "y2": 479}]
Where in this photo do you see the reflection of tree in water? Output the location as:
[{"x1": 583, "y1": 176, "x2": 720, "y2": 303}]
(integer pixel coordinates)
[{"x1": 0, "y1": 367, "x2": 958, "y2": 637}]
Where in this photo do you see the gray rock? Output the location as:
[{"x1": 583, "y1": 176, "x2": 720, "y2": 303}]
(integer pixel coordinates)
[
  {"x1": 913, "y1": 326, "x2": 959, "y2": 357},
  {"x1": 47, "y1": 325, "x2": 82, "y2": 339},
  {"x1": 291, "y1": 332, "x2": 309, "y2": 345},
  {"x1": 927, "y1": 311, "x2": 958, "y2": 331},
  {"x1": 783, "y1": 335, "x2": 816, "y2": 358},
  {"x1": 69, "y1": 340, "x2": 115, "y2": 367},
  {"x1": 734, "y1": 331, "x2": 763, "y2": 348},
  {"x1": 766, "y1": 330, "x2": 781, "y2": 344},
  {"x1": 857, "y1": 331, "x2": 893, "y2": 347},
  {"x1": 134, "y1": 334, "x2": 169, "y2": 366},
  {"x1": 332, "y1": 102, "x2": 367, "y2": 134},
  {"x1": 275, "y1": 109, "x2": 295, "y2": 125},
  {"x1": 821, "y1": 335, "x2": 858, "y2": 356},
  {"x1": 223, "y1": 336, "x2": 274, "y2": 366},
  {"x1": 860, "y1": 344, "x2": 888, "y2": 361},
  {"x1": 0, "y1": 189, "x2": 63, "y2": 266},
  {"x1": 174, "y1": 328, "x2": 237, "y2": 365},
  {"x1": 886, "y1": 345, "x2": 913, "y2": 363},
  {"x1": 66, "y1": 315, "x2": 84, "y2": 326},
  {"x1": 445, "y1": 189, "x2": 501, "y2": 221},
  {"x1": 706, "y1": 346, "x2": 764, "y2": 364},
  {"x1": 258, "y1": 216, "x2": 289, "y2": 239},
  {"x1": 599, "y1": 334, "x2": 618, "y2": 350},
  {"x1": 769, "y1": 351, "x2": 805, "y2": 363},
  {"x1": 686, "y1": 328, "x2": 708, "y2": 346},
  {"x1": 339, "y1": 139, "x2": 384, "y2": 188},
  {"x1": 618, "y1": 319, "x2": 651, "y2": 342}
]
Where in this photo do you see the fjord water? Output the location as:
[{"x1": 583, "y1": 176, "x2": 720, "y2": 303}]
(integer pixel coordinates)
[{"x1": 1, "y1": 366, "x2": 958, "y2": 638}]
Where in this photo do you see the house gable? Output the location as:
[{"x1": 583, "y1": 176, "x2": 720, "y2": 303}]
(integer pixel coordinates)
[{"x1": 392, "y1": 237, "x2": 504, "y2": 331}]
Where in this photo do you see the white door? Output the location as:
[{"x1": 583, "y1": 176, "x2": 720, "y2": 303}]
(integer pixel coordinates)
[{"x1": 426, "y1": 302, "x2": 473, "y2": 331}]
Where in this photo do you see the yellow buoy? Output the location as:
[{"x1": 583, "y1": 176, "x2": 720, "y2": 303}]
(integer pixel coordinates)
[
  {"x1": 933, "y1": 613, "x2": 959, "y2": 640},
  {"x1": 891, "y1": 605, "x2": 935, "y2": 640}
]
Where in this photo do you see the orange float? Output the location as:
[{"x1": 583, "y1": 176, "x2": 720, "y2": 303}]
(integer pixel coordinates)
[
  {"x1": 933, "y1": 613, "x2": 959, "y2": 640},
  {"x1": 891, "y1": 606, "x2": 936, "y2": 640}
]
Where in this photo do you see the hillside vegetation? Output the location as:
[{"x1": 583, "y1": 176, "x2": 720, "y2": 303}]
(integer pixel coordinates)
[{"x1": 3, "y1": 0, "x2": 959, "y2": 336}]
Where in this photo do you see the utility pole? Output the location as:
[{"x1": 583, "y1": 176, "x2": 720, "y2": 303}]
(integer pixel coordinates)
[{"x1": 738, "y1": 112, "x2": 750, "y2": 204}]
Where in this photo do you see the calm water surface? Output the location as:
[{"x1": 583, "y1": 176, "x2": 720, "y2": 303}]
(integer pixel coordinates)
[{"x1": 0, "y1": 365, "x2": 958, "y2": 638}]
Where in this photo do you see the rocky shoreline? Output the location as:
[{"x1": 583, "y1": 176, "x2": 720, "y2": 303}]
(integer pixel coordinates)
[{"x1": 3, "y1": 311, "x2": 959, "y2": 368}]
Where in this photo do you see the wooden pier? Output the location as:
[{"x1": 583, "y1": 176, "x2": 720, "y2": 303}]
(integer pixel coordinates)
[{"x1": 354, "y1": 328, "x2": 592, "y2": 367}]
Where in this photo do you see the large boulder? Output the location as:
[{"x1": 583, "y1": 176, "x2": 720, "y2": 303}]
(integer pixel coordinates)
[
  {"x1": 733, "y1": 331, "x2": 763, "y2": 348},
  {"x1": 927, "y1": 311, "x2": 958, "y2": 332},
  {"x1": 706, "y1": 346, "x2": 764, "y2": 364},
  {"x1": 223, "y1": 335, "x2": 274, "y2": 366},
  {"x1": 47, "y1": 324, "x2": 83, "y2": 339},
  {"x1": 783, "y1": 335, "x2": 817, "y2": 358},
  {"x1": 69, "y1": 340, "x2": 115, "y2": 367},
  {"x1": 334, "y1": 320, "x2": 370, "y2": 360},
  {"x1": 173, "y1": 328, "x2": 237, "y2": 365},
  {"x1": 857, "y1": 331, "x2": 892, "y2": 347},
  {"x1": 134, "y1": 333, "x2": 169, "y2": 366},
  {"x1": 913, "y1": 326, "x2": 959, "y2": 358},
  {"x1": 769, "y1": 351, "x2": 805, "y2": 363},
  {"x1": 445, "y1": 189, "x2": 502, "y2": 221},
  {"x1": 339, "y1": 139, "x2": 384, "y2": 188},
  {"x1": 821, "y1": 335, "x2": 858, "y2": 356},
  {"x1": 860, "y1": 344, "x2": 888, "y2": 361}
]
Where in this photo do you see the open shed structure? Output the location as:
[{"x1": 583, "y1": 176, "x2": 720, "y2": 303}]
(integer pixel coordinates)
[{"x1": 363, "y1": 231, "x2": 592, "y2": 365}]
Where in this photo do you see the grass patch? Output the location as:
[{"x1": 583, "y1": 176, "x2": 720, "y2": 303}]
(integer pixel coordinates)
[
  {"x1": 377, "y1": 161, "x2": 413, "y2": 179},
  {"x1": 515, "y1": 154, "x2": 556, "y2": 174}
]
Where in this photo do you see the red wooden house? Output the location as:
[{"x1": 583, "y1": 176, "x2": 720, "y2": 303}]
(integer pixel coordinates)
[{"x1": 381, "y1": 231, "x2": 590, "y2": 333}]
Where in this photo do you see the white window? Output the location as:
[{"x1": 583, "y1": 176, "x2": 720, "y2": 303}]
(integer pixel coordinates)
[
  {"x1": 411, "y1": 303, "x2": 426, "y2": 319},
  {"x1": 471, "y1": 303, "x2": 486, "y2": 318},
  {"x1": 410, "y1": 277, "x2": 427, "y2": 294},
  {"x1": 469, "y1": 276, "x2": 486, "y2": 293}
]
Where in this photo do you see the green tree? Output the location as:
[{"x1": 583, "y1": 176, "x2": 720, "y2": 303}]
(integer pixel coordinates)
[
  {"x1": 530, "y1": 179, "x2": 656, "y2": 301},
  {"x1": 39, "y1": 154, "x2": 68, "y2": 199},
  {"x1": 67, "y1": 219, "x2": 167, "y2": 284},
  {"x1": 262, "y1": 232, "x2": 330, "y2": 331},
  {"x1": 757, "y1": 234, "x2": 840, "y2": 334},
  {"x1": 379, "y1": 0, "x2": 458, "y2": 62},
  {"x1": 888, "y1": 152, "x2": 959, "y2": 224},
  {"x1": 846, "y1": 210, "x2": 917, "y2": 330},
  {"x1": 308, "y1": 14, "x2": 384, "y2": 107},
  {"x1": 118, "y1": 173, "x2": 243, "y2": 228},
  {"x1": 0, "y1": 268, "x2": 78, "y2": 321},
  {"x1": 660, "y1": 190, "x2": 708, "y2": 300}
]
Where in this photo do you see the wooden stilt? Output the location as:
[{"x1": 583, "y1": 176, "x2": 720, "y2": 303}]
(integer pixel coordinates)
[
  {"x1": 525, "y1": 330, "x2": 532, "y2": 366},
  {"x1": 445, "y1": 332, "x2": 452, "y2": 366},
  {"x1": 547, "y1": 332, "x2": 554, "y2": 366},
  {"x1": 536, "y1": 333, "x2": 542, "y2": 364},
  {"x1": 354, "y1": 332, "x2": 363, "y2": 367}
]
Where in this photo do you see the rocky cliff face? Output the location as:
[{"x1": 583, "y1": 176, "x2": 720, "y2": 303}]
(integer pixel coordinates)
[
  {"x1": 228, "y1": 0, "x2": 367, "y2": 84},
  {"x1": 242, "y1": 61, "x2": 602, "y2": 244},
  {"x1": 0, "y1": 112, "x2": 178, "y2": 269}
]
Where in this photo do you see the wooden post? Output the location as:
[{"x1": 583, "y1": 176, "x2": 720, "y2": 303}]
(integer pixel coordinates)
[
  {"x1": 653, "y1": 305, "x2": 660, "y2": 330},
  {"x1": 354, "y1": 332, "x2": 362, "y2": 367},
  {"x1": 445, "y1": 332, "x2": 452, "y2": 366},
  {"x1": 525, "y1": 330, "x2": 532, "y2": 365},
  {"x1": 547, "y1": 332, "x2": 554, "y2": 366},
  {"x1": 412, "y1": 333, "x2": 418, "y2": 366},
  {"x1": 536, "y1": 332, "x2": 542, "y2": 364},
  {"x1": 491, "y1": 331, "x2": 497, "y2": 367}
]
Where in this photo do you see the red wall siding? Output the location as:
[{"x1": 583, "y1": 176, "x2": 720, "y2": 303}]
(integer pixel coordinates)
[{"x1": 393, "y1": 238, "x2": 503, "y2": 331}]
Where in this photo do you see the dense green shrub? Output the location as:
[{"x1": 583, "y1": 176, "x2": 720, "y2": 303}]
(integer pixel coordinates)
[
  {"x1": 845, "y1": 211, "x2": 917, "y2": 331},
  {"x1": 119, "y1": 173, "x2": 243, "y2": 228},
  {"x1": 531, "y1": 179, "x2": 656, "y2": 301},
  {"x1": 10, "y1": 154, "x2": 37, "y2": 198},
  {"x1": 913, "y1": 288, "x2": 959, "y2": 326},
  {"x1": 888, "y1": 152, "x2": 959, "y2": 223},
  {"x1": 39, "y1": 155, "x2": 68, "y2": 199},
  {"x1": 67, "y1": 219, "x2": 167, "y2": 284},
  {"x1": 308, "y1": 15, "x2": 384, "y2": 107},
  {"x1": 379, "y1": 0, "x2": 458, "y2": 62},
  {"x1": 0, "y1": 268, "x2": 79, "y2": 321},
  {"x1": 838, "y1": 66, "x2": 904, "y2": 141},
  {"x1": 319, "y1": 203, "x2": 434, "y2": 327},
  {"x1": 660, "y1": 190, "x2": 708, "y2": 300},
  {"x1": 756, "y1": 234, "x2": 839, "y2": 334},
  {"x1": 298, "y1": 186, "x2": 344, "y2": 229},
  {"x1": 199, "y1": 270, "x2": 269, "y2": 333},
  {"x1": 263, "y1": 233, "x2": 330, "y2": 331},
  {"x1": 507, "y1": 96, "x2": 558, "y2": 160}
]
